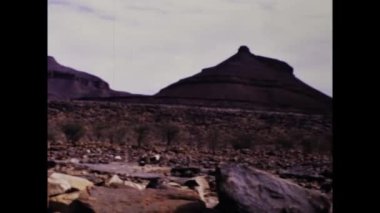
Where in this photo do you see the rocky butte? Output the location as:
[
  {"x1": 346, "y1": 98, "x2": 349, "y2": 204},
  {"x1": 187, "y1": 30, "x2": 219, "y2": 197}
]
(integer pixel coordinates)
[
  {"x1": 48, "y1": 56, "x2": 131, "y2": 100},
  {"x1": 155, "y1": 46, "x2": 332, "y2": 114}
]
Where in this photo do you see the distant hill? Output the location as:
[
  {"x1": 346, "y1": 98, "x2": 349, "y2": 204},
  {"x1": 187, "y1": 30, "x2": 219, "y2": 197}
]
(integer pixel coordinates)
[
  {"x1": 48, "y1": 56, "x2": 131, "y2": 100},
  {"x1": 155, "y1": 46, "x2": 332, "y2": 114}
]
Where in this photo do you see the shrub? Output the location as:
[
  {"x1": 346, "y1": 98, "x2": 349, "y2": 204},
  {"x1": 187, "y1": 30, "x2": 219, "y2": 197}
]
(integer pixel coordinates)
[
  {"x1": 232, "y1": 132, "x2": 255, "y2": 150},
  {"x1": 299, "y1": 133, "x2": 331, "y2": 155},
  {"x1": 207, "y1": 128, "x2": 220, "y2": 154},
  {"x1": 277, "y1": 136, "x2": 294, "y2": 150},
  {"x1": 271, "y1": 128, "x2": 298, "y2": 150},
  {"x1": 134, "y1": 125, "x2": 150, "y2": 148},
  {"x1": 300, "y1": 136, "x2": 314, "y2": 154},
  {"x1": 315, "y1": 133, "x2": 332, "y2": 155},
  {"x1": 110, "y1": 126, "x2": 128, "y2": 145},
  {"x1": 61, "y1": 122, "x2": 85, "y2": 145},
  {"x1": 92, "y1": 122, "x2": 110, "y2": 141},
  {"x1": 161, "y1": 123, "x2": 180, "y2": 148}
]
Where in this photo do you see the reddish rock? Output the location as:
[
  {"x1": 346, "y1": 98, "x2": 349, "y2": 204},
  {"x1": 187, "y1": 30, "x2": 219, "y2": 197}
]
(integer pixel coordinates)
[{"x1": 68, "y1": 186, "x2": 206, "y2": 213}]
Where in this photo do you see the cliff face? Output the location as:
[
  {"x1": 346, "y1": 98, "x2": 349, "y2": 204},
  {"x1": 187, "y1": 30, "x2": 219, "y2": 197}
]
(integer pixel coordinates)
[
  {"x1": 48, "y1": 56, "x2": 130, "y2": 100},
  {"x1": 156, "y1": 46, "x2": 332, "y2": 114}
]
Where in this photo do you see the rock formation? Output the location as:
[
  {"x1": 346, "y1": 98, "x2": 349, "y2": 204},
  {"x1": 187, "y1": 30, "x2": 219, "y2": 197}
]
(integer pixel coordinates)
[
  {"x1": 156, "y1": 46, "x2": 332, "y2": 114},
  {"x1": 48, "y1": 56, "x2": 130, "y2": 100}
]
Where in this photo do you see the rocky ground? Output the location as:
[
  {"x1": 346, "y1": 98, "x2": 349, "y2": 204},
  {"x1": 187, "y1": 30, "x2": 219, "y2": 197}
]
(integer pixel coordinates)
[
  {"x1": 48, "y1": 140, "x2": 332, "y2": 213},
  {"x1": 48, "y1": 101, "x2": 332, "y2": 212}
]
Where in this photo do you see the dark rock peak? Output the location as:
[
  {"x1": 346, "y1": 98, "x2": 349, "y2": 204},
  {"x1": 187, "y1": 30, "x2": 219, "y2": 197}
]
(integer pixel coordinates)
[{"x1": 237, "y1": 45, "x2": 252, "y2": 55}]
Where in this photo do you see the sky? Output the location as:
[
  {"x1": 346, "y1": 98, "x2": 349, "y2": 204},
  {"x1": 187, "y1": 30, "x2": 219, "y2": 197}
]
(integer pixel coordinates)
[{"x1": 48, "y1": 0, "x2": 332, "y2": 97}]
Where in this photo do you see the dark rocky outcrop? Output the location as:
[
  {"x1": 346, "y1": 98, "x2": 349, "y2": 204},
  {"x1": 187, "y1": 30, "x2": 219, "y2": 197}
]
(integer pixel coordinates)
[
  {"x1": 156, "y1": 46, "x2": 332, "y2": 114},
  {"x1": 48, "y1": 56, "x2": 131, "y2": 100},
  {"x1": 215, "y1": 164, "x2": 331, "y2": 213}
]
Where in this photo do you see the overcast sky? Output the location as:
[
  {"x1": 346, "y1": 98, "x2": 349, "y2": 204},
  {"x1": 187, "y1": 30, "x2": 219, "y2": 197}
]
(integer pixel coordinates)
[{"x1": 48, "y1": 0, "x2": 332, "y2": 97}]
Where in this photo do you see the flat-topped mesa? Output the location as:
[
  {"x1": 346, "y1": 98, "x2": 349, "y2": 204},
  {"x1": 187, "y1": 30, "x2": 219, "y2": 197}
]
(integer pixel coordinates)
[
  {"x1": 47, "y1": 56, "x2": 130, "y2": 100},
  {"x1": 156, "y1": 46, "x2": 331, "y2": 114}
]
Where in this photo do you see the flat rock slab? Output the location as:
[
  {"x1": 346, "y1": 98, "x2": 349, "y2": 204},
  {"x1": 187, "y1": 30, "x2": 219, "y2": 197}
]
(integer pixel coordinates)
[
  {"x1": 216, "y1": 164, "x2": 331, "y2": 213},
  {"x1": 68, "y1": 186, "x2": 206, "y2": 213},
  {"x1": 81, "y1": 162, "x2": 169, "y2": 180}
]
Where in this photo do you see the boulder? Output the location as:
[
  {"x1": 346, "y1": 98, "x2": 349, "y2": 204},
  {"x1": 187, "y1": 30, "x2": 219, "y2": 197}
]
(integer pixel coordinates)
[
  {"x1": 124, "y1": 180, "x2": 147, "y2": 190},
  {"x1": 194, "y1": 176, "x2": 219, "y2": 209},
  {"x1": 139, "y1": 154, "x2": 161, "y2": 165},
  {"x1": 48, "y1": 175, "x2": 71, "y2": 196},
  {"x1": 49, "y1": 172, "x2": 94, "y2": 191},
  {"x1": 69, "y1": 158, "x2": 80, "y2": 164},
  {"x1": 216, "y1": 164, "x2": 331, "y2": 213},
  {"x1": 48, "y1": 189, "x2": 91, "y2": 213},
  {"x1": 105, "y1": 174, "x2": 124, "y2": 187},
  {"x1": 49, "y1": 191, "x2": 80, "y2": 205}
]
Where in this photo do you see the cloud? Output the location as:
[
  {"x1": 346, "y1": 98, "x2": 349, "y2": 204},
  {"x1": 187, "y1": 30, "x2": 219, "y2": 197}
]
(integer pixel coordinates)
[{"x1": 48, "y1": 0, "x2": 332, "y2": 96}]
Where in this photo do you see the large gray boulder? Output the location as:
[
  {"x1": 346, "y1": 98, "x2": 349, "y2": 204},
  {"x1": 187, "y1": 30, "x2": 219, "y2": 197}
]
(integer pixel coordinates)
[{"x1": 216, "y1": 164, "x2": 331, "y2": 213}]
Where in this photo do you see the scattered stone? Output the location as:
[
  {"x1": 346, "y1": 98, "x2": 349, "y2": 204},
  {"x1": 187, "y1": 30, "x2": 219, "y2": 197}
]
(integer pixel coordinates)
[
  {"x1": 150, "y1": 154, "x2": 161, "y2": 164},
  {"x1": 85, "y1": 174, "x2": 106, "y2": 186},
  {"x1": 138, "y1": 160, "x2": 146, "y2": 166},
  {"x1": 167, "y1": 182, "x2": 182, "y2": 188},
  {"x1": 69, "y1": 158, "x2": 80, "y2": 164},
  {"x1": 114, "y1": 155, "x2": 122, "y2": 160},
  {"x1": 124, "y1": 180, "x2": 146, "y2": 190},
  {"x1": 106, "y1": 174, "x2": 124, "y2": 187},
  {"x1": 139, "y1": 154, "x2": 161, "y2": 166}
]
